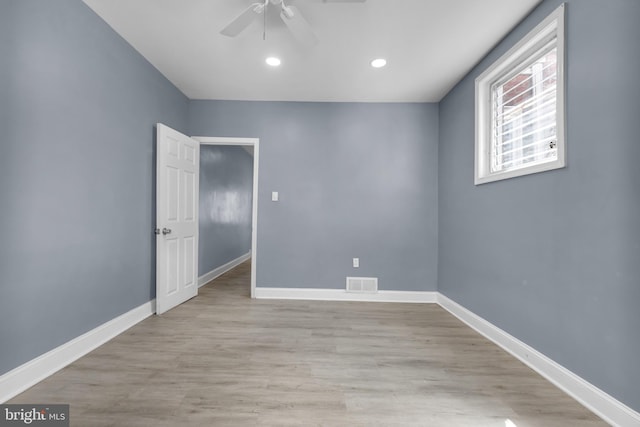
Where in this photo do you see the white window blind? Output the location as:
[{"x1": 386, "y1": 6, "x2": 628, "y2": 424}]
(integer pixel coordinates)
[{"x1": 491, "y1": 43, "x2": 558, "y2": 173}]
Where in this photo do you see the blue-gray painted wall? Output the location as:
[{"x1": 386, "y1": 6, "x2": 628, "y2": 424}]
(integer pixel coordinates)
[
  {"x1": 199, "y1": 146, "x2": 253, "y2": 276},
  {"x1": 438, "y1": 0, "x2": 640, "y2": 411},
  {"x1": 0, "y1": 0, "x2": 189, "y2": 375},
  {"x1": 189, "y1": 101, "x2": 439, "y2": 292}
]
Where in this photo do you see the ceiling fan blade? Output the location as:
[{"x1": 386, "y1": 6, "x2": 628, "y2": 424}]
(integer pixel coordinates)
[
  {"x1": 220, "y1": 3, "x2": 263, "y2": 37},
  {"x1": 280, "y1": 5, "x2": 318, "y2": 47}
]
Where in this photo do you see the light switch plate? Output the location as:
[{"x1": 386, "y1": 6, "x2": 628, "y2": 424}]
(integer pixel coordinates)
[
  {"x1": 271, "y1": 191, "x2": 279, "y2": 202},
  {"x1": 353, "y1": 258, "x2": 359, "y2": 268}
]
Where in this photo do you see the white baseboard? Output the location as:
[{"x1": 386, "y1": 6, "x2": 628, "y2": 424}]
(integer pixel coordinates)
[
  {"x1": 0, "y1": 300, "x2": 155, "y2": 404},
  {"x1": 3, "y1": 283, "x2": 637, "y2": 426},
  {"x1": 198, "y1": 252, "x2": 251, "y2": 288},
  {"x1": 255, "y1": 287, "x2": 437, "y2": 303},
  {"x1": 437, "y1": 293, "x2": 640, "y2": 427}
]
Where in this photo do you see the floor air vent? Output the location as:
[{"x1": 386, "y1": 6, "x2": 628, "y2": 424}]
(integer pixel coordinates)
[{"x1": 346, "y1": 277, "x2": 378, "y2": 293}]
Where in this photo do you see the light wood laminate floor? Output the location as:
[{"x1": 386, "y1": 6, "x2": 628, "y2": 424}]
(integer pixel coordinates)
[{"x1": 10, "y1": 261, "x2": 607, "y2": 426}]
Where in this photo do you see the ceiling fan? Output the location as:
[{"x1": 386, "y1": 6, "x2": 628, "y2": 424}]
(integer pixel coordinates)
[{"x1": 220, "y1": 0, "x2": 366, "y2": 47}]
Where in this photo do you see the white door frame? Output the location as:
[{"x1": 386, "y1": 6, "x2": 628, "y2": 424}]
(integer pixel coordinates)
[{"x1": 193, "y1": 136, "x2": 259, "y2": 298}]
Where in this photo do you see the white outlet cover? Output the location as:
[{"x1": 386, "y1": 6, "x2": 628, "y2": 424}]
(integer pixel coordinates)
[
  {"x1": 271, "y1": 191, "x2": 279, "y2": 201},
  {"x1": 353, "y1": 258, "x2": 359, "y2": 268}
]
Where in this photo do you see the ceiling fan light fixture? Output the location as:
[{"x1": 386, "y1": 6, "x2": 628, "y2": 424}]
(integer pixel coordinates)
[
  {"x1": 265, "y1": 56, "x2": 281, "y2": 67},
  {"x1": 370, "y1": 58, "x2": 387, "y2": 68}
]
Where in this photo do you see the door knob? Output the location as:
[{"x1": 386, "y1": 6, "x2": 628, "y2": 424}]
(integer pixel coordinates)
[{"x1": 162, "y1": 228, "x2": 172, "y2": 235}]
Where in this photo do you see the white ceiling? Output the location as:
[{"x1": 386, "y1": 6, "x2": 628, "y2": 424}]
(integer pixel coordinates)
[{"x1": 82, "y1": 0, "x2": 541, "y2": 103}]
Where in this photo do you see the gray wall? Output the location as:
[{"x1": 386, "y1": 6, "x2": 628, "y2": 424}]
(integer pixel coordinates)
[
  {"x1": 199, "y1": 145, "x2": 253, "y2": 276},
  {"x1": 189, "y1": 101, "x2": 439, "y2": 291},
  {"x1": 438, "y1": 0, "x2": 640, "y2": 411},
  {"x1": 0, "y1": 0, "x2": 189, "y2": 375}
]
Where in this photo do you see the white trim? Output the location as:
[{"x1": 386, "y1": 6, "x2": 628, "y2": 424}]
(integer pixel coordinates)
[
  {"x1": 255, "y1": 287, "x2": 437, "y2": 303},
  {"x1": 193, "y1": 137, "x2": 258, "y2": 145},
  {"x1": 193, "y1": 136, "x2": 259, "y2": 298},
  {"x1": 1, "y1": 286, "x2": 636, "y2": 426},
  {"x1": 475, "y1": 4, "x2": 566, "y2": 185},
  {"x1": 0, "y1": 300, "x2": 155, "y2": 404},
  {"x1": 198, "y1": 251, "x2": 251, "y2": 288},
  {"x1": 437, "y1": 293, "x2": 640, "y2": 427}
]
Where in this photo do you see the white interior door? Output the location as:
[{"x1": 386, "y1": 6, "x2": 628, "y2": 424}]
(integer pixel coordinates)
[{"x1": 156, "y1": 123, "x2": 199, "y2": 314}]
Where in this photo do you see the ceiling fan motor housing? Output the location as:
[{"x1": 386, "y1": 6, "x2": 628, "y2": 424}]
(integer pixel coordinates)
[{"x1": 221, "y1": 0, "x2": 365, "y2": 45}]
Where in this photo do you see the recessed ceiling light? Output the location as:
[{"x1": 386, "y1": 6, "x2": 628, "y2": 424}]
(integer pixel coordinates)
[
  {"x1": 370, "y1": 58, "x2": 387, "y2": 68},
  {"x1": 265, "y1": 57, "x2": 281, "y2": 67}
]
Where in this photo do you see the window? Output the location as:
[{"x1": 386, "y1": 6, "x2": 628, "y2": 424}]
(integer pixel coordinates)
[{"x1": 475, "y1": 4, "x2": 565, "y2": 185}]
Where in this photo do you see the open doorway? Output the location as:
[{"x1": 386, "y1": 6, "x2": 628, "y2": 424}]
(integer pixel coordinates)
[{"x1": 194, "y1": 137, "x2": 259, "y2": 298}]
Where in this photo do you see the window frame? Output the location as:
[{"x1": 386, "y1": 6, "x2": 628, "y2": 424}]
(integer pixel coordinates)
[{"x1": 475, "y1": 4, "x2": 566, "y2": 185}]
